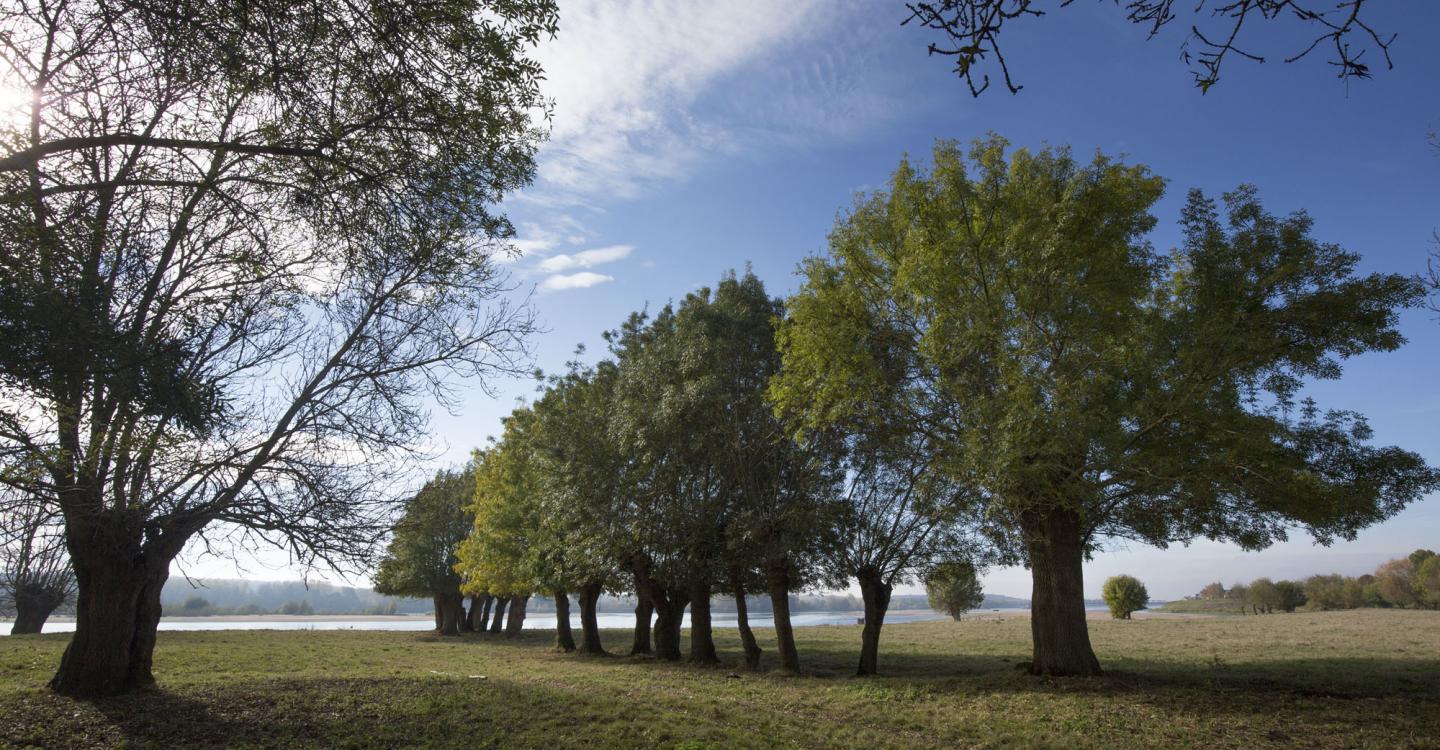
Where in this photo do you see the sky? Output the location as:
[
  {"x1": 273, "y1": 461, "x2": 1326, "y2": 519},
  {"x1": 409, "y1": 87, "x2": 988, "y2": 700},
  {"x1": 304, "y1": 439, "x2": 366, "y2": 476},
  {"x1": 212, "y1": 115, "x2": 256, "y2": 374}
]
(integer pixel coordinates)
[{"x1": 182, "y1": 1, "x2": 1440, "y2": 601}]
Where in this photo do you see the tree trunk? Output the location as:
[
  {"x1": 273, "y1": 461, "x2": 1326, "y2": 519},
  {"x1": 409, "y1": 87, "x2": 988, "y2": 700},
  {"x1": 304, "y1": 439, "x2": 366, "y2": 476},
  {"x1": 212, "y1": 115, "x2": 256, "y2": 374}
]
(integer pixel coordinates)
[
  {"x1": 732, "y1": 569, "x2": 761, "y2": 671},
  {"x1": 489, "y1": 596, "x2": 508, "y2": 633},
  {"x1": 504, "y1": 595, "x2": 528, "y2": 637},
  {"x1": 630, "y1": 594, "x2": 653, "y2": 656},
  {"x1": 10, "y1": 584, "x2": 63, "y2": 635},
  {"x1": 631, "y1": 556, "x2": 686, "y2": 661},
  {"x1": 553, "y1": 591, "x2": 576, "y2": 651},
  {"x1": 648, "y1": 586, "x2": 689, "y2": 662},
  {"x1": 856, "y1": 569, "x2": 893, "y2": 676},
  {"x1": 578, "y1": 580, "x2": 606, "y2": 655},
  {"x1": 479, "y1": 593, "x2": 494, "y2": 627},
  {"x1": 687, "y1": 573, "x2": 718, "y2": 665},
  {"x1": 49, "y1": 516, "x2": 178, "y2": 698},
  {"x1": 766, "y1": 560, "x2": 800, "y2": 674},
  {"x1": 436, "y1": 592, "x2": 465, "y2": 635},
  {"x1": 1023, "y1": 507, "x2": 1102, "y2": 676},
  {"x1": 432, "y1": 596, "x2": 443, "y2": 631},
  {"x1": 467, "y1": 594, "x2": 491, "y2": 632}
]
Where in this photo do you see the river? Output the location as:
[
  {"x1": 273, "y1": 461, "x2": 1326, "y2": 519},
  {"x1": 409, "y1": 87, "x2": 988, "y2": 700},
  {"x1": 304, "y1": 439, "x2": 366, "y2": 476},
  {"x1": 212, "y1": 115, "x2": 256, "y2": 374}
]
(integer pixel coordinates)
[{"x1": 3, "y1": 608, "x2": 1050, "y2": 635}]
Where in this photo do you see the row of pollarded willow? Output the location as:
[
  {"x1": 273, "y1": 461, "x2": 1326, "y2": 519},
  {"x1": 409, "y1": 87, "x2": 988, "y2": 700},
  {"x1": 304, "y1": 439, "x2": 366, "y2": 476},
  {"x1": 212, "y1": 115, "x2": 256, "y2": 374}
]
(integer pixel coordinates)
[
  {"x1": 447, "y1": 271, "x2": 988, "y2": 676},
  {"x1": 769, "y1": 136, "x2": 1438, "y2": 676}
]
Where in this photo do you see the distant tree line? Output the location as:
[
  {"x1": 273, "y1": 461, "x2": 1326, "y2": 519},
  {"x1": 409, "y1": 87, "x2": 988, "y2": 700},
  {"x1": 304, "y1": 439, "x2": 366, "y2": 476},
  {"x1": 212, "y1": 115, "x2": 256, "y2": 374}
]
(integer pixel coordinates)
[{"x1": 1185, "y1": 549, "x2": 1440, "y2": 613}]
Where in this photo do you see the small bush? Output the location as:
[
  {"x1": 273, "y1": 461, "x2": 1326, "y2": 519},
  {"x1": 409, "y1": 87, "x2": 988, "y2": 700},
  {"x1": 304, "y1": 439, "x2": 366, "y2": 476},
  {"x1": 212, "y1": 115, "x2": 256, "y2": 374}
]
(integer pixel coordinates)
[{"x1": 1102, "y1": 575, "x2": 1148, "y2": 619}]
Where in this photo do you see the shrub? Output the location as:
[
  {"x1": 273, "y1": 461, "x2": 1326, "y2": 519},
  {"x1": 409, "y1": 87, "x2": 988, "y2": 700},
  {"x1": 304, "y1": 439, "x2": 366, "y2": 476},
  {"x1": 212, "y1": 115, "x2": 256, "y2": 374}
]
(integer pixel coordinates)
[{"x1": 1102, "y1": 575, "x2": 1148, "y2": 619}]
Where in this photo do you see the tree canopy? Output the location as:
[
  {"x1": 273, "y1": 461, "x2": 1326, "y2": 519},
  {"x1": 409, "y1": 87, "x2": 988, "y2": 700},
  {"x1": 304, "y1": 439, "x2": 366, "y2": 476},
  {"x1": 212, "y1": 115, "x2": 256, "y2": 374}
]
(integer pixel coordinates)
[
  {"x1": 373, "y1": 468, "x2": 475, "y2": 635},
  {"x1": 771, "y1": 136, "x2": 1437, "y2": 675}
]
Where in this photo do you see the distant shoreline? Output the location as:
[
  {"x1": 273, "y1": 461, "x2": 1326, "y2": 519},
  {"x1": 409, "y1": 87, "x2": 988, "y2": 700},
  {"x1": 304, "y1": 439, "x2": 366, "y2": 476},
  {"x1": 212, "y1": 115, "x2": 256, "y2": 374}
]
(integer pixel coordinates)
[{"x1": 14, "y1": 606, "x2": 1210, "y2": 625}]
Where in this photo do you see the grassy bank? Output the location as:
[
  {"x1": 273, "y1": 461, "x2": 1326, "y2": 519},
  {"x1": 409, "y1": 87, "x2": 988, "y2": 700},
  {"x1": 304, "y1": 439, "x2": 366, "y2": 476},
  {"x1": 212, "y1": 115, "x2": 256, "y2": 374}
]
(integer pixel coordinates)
[
  {"x1": 1155, "y1": 599, "x2": 1251, "y2": 615},
  {"x1": 2, "y1": 609, "x2": 1437, "y2": 748}
]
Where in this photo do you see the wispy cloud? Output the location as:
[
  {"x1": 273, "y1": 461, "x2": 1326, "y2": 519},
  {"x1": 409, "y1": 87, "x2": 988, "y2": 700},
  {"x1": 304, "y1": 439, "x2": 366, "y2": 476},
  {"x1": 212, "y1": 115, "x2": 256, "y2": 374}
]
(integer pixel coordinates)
[
  {"x1": 527, "y1": 1, "x2": 892, "y2": 204},
  {"x1": 509, "y1": 2, "x2": 917, "y2": 290},
  {"x1": 537, "y1": 244, "x2": 633, "y2": 273},
  {"x1": 540, "y1": 271, "x2": 615, "y2": 291}
]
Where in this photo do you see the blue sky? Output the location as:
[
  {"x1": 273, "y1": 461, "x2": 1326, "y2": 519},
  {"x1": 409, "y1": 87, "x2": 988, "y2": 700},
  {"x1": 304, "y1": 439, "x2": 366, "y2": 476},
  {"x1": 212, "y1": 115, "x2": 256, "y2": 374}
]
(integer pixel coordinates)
[{"x1": 192, "y1": 2, "x2": 1440, "y2": 600}]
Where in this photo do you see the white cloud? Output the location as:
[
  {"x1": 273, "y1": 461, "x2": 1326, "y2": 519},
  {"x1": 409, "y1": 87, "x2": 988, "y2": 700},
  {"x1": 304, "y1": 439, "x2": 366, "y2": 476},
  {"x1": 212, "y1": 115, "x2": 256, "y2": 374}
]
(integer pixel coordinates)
[
  {"x1": 540, "y1": 271, "x2": 614, "y2": 291},
  {"x1": 528, "y1": 1, "x2": 879, "y2": 203},
  {"x1": 536, "y1": 244, "x2": 633, "y2": 273}
]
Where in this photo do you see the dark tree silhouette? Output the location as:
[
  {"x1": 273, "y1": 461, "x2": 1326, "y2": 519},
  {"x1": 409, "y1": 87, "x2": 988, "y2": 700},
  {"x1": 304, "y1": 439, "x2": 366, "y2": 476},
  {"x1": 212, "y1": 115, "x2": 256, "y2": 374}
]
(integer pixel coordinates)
[
  {"x1": 904, "y1": 0, "x2": 1395, "y2": 95},
  {"x1": 0, "y1": 0, "x2": 551, "y2": 697},
  {"x1": 1, "y1": 495, "x2": 75, "y2": 634}
]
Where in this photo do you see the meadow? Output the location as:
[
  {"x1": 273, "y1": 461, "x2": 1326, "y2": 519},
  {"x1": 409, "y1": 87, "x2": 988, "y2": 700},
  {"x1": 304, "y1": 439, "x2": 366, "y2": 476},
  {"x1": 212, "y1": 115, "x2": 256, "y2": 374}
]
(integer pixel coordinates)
[{"x1": 1, "y1": 609, "x2": 1436, "y2": 749}]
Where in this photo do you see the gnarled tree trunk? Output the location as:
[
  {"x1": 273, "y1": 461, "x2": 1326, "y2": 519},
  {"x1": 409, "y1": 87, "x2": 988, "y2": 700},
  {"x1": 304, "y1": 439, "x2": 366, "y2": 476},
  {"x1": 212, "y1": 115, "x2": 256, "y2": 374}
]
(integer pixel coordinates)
[
  {"x1": 630, "y1": 594, "x2": 653, "y2": 655},
  {"x1": 856, "y1": 569, "x2": 893, "y2": 676},
  {"x1": 553, "y1": 591, "x2": 576, "y2": 651},
  {"x1": 1023, "y1": 507, "x2": 1102, "y2": 676},
  {"x1": 578, "y1": 580, "x2": 606, "y2": 655},
  {"x1": 488, "y1": 596, "x2": 508, "y2": 633},
  {"x1": 467, "y1": 594, "x2": 491, "y2": 631},
  {"x1": 687, "y1": 573, "x2": 718, "y2": 665},
  {"x1": 10, "y1": 583, "x2": 65, "y2": 635},
  {"x1": 732, "y1": 568, "x2": 761, "y2": 671},
  {"x1": 436, "y1": 592, "x2": 465, "y2": 635},
  {"x1": 632, "y1": 556, "x2": 686, "y2": 661},
  {"x1": 48, "y1": 516, "x2": 178, "y2": 698},
  {"x1": 766, "y1": 559, "x2": 800, "y2": 674},
  {"x1": 479, "y1": 594, "x2": 494, "y2": 628},
  {"x1": 504, "y1": 594, "x2": 528, "y2": 637}
]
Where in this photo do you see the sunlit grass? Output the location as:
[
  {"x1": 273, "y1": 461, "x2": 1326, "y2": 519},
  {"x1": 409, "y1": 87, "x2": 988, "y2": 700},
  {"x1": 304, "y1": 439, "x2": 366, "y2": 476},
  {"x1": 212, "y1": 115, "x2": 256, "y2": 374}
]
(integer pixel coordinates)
[{"x1": 2, "y1": 609, "x2": 1437, "y2": 748}]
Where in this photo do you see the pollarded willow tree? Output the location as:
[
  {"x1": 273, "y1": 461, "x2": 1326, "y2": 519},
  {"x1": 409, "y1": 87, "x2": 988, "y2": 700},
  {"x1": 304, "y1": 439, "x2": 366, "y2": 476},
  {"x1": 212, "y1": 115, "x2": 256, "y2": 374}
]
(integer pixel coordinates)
[
  {"x1": 771, "y1": 136, "x2": 1438, "y2": 676},
  {"x1": 830, "y1": 434, "x2": 988, "y2": 676},
  {"x1": 1, "y1": 488, "x2": 75, "y2": 635},
  {"x1": 526, "y1": 358, "x2": 627, "y2": 654},
  {"x1": 373, "y1": 468, "x2": 475, "y2": 636},
  {"x1": 0, "y1": 0, "x2": 552, "y2": 697},
  {"x1": 456, "y1": 410, "x2": 542, "y2": 639}
]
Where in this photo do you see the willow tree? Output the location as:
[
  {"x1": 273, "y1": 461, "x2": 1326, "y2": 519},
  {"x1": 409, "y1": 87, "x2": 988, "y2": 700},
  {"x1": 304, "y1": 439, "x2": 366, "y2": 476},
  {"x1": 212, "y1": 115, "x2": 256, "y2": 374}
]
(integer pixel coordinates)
[
  {"x1": 528, "y1": 358, "x2": 626, "y2": 654},
  {"x1": 831, "y1": 434, "x2": 987, "y2": 676},
  {"x1": 1, "y1": 493, "x2": 75, "y2": 635},
  {"x1": 0, "y1": 0, "x2": 552, "y2": 696},
  {"x1": 609, "y1": 305, "x2": 712, "y2": 662},
  {"x1": 456, "y1": 410, "x2": 541, "y2": 640},
  {"x1": 373, "y1": 469, "x2": 475, "y2": 635},
  {"x1": 772, "y1": 137, "x2": 1437, "y2": 676}
]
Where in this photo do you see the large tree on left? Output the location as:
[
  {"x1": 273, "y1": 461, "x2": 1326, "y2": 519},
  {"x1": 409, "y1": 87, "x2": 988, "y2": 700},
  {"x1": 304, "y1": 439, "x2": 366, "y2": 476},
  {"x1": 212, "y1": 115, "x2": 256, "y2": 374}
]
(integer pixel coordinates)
[{"x1": 0, "y1": 0, "x2": 552, "y2": 696}]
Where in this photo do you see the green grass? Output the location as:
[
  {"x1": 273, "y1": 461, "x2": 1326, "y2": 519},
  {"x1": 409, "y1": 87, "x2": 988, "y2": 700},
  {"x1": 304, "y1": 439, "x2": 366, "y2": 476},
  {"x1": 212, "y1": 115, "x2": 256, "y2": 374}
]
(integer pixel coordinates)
[
  {"x1": 1155, "y1": 598, "x2": 1251, "y2": 614},
  {"x1": 2, "y1": 609, "x2": 1438, "y2": 748}
]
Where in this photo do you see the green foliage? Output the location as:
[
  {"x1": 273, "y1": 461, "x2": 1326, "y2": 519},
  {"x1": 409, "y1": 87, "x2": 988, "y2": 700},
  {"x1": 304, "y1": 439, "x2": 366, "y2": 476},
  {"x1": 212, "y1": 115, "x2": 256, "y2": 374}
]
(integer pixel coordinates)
[
  {"x1": 373, "y1": 469, "x2": 474, "y2": 600},
  {"x1": 771, "y1": 136, "x2": 1438, "y2": 670},
  {"x1": 1302, "y1": 574, "x2": 1366, "y2": 611},
  {"x1": 925, "y1": 560, "x2": 984, "y2": 620},
  {"x1": 1418, "y1": 556, "x2": 1440, "y2": 609},
  {"x1": 1274, "y1": 581, "x2": 1307, "y2": 613},
  {"x1": 774, "y1": 135, "x2": 1434, "y2": 556},
  {"x1": 1102, "y1": 575, "x2": 1149, "y2": 619},
  {"x1": 277, "y1": 600, "x2": 314, "y2": 616},
  {"x1": 455, "y1": 413, "x2": 542, "y2": 598}
]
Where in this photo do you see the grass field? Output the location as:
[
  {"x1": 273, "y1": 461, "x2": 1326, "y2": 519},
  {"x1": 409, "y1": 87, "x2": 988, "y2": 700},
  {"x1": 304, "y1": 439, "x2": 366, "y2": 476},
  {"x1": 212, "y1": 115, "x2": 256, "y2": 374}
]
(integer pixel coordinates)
[{"x1": 2, "y1": 609, "x2": 1437, "y2": 749}]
